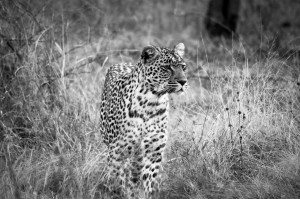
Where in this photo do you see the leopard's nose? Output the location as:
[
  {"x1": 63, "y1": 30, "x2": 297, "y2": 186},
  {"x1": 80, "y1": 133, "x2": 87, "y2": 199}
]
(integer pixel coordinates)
[{"x1": 177, "y1": 80, "x2": 187, "y2": 86}]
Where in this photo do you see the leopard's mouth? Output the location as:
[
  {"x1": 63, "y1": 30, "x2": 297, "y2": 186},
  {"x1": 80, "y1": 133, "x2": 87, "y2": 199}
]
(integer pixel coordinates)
[
  {"x1": 177, "y1": 88, "x2": 184, "y2": 92},
  {"x1": 169, "y1": 85, "x2": 186, "y2": 94},
  {"x1": 171, "y1": 84, "x2": 188, "y2": 94}
]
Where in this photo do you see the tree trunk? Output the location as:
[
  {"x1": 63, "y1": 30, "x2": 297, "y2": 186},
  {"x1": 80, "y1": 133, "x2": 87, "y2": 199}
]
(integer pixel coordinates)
[{"x1": 204, "y1": 0, "x2": 240, "y2": 38}]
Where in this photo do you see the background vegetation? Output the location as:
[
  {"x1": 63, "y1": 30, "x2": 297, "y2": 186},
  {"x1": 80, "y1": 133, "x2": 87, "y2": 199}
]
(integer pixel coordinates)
[{"x1": 0, "y1": 0, "x2": 300, "y2": 198}]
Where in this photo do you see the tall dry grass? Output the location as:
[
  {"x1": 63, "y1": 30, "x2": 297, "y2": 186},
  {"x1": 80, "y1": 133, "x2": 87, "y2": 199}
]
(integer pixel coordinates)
[
  {"x1": 164, "y1": 58, "x2": 300, "y2": 198},
  {"x1": 1, "y1": 0, "x2": 300, "y2": 199}
]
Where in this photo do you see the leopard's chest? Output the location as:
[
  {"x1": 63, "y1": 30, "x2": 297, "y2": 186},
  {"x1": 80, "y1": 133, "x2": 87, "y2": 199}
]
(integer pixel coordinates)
[{"x1": 119, "y1": 83, "x2": 169, "y2": 135}]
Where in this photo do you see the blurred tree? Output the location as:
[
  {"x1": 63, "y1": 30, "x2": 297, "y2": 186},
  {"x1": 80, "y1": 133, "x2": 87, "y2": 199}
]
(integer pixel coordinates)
[{"x1": 204, "y1": 0, "x2": 240, "y2": 38}]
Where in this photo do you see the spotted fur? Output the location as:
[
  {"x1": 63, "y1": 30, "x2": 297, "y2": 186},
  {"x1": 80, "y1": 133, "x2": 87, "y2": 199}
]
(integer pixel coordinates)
[{"x1": 100, "y1": 43, "x2": 187, "y2": 199}]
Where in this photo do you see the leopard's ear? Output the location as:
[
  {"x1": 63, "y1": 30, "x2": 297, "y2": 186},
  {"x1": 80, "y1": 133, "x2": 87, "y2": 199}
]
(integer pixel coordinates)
[
  {"x1": 141, "y1": 46, "x2": 159, "y2": 64},
  {"x1": 174, "y1": 43, "x2": 185, "y2": 58}
]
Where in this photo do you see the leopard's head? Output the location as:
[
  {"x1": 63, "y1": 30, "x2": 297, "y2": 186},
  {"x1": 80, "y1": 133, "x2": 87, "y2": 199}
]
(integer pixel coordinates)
[{"x1": 140, "y1": 43, "x2": 188, "y2": 96}]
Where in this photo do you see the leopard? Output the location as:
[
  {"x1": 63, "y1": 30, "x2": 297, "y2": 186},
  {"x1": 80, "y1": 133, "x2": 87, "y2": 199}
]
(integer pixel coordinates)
[{"x1": 100, "y1": 43, "x2": 188, "y2": 199}]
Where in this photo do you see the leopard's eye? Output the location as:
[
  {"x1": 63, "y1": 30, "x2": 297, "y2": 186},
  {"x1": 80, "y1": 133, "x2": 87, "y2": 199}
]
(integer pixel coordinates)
[
  {"x1": 179, "y1": 63, "x2": 187, "y2": 72},
  {"x1": 161, "y1": 65, "x2": 171, "y2": 71}
]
